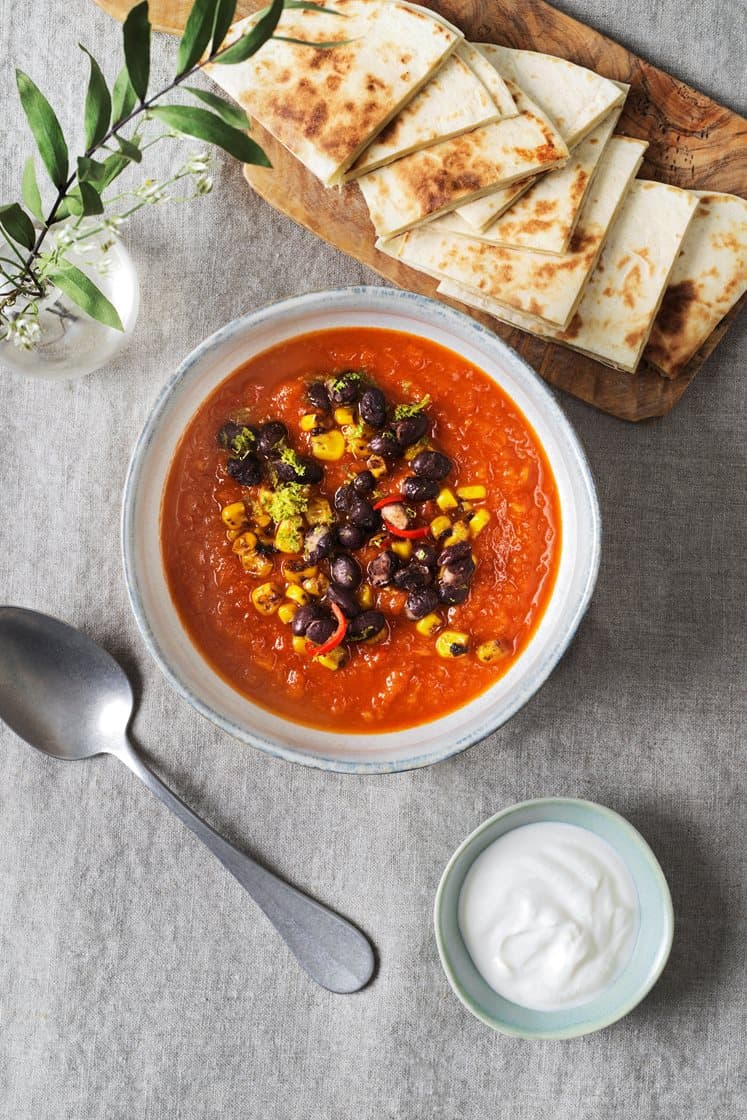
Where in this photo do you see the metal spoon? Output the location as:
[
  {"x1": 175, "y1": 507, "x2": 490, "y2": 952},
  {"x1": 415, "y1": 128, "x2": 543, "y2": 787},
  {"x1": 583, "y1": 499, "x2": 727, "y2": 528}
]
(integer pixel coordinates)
[{"x1": 0, "y1": 606, "x2": 375, "y2": 994}]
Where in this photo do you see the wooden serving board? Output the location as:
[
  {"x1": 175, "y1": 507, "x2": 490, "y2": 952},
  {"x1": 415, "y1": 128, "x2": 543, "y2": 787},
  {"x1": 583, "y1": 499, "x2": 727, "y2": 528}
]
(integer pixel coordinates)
[{"x1": 93, "y1": 0, "x2": 747, "y2": 421}]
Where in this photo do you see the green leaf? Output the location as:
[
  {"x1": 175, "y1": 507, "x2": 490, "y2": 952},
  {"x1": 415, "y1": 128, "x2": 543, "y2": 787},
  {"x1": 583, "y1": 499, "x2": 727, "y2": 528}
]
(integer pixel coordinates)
[
  {"x1": 15, "y1": 70, "x2": 69, "y2": 188},
  {"x1": 49, "y1": 264, "x2": 123, "y2": 331},
  {"x1": 148, "y1": 106, "x2": 270, "y2": 165},
  {"x1": 77, "y1": 155, "x2": 109, "y2": 188},
  {"x1": 215, "y1": 0, "x2": 284, "y2": 64},
  {"x1": 176, "y1": 0, "x2": 216, "y2": 76},
  {"x1": 0, "y1": 203, "x2": 36, "y2": 250},
  {"x1": 284, "y1": 1, "x2": 346, "y2": 13},
  {"x1": 78, "y1": 181, "x2": 104, "y2": 215},
  {"x1": 80, "y1": 45, "x2": 112, "y2": 150},
  {"x1": 21, "y1": 157, "x2": 44, "y2": 222},
  {"x1": 122, "y1": 1, "x2": 151, "y2": 103},
  {"x1": 211, "y1": 0, "x2": 237, "y2": 52},
  {"x1": 184, "y1": 86, "x2": 249, "y2": 130},
  {"x1": 115, "y1": 135, "x2": 143, "y2": 162},
  {"x1": 111, "y1": 67, "x2": 137, "y2": 124}
]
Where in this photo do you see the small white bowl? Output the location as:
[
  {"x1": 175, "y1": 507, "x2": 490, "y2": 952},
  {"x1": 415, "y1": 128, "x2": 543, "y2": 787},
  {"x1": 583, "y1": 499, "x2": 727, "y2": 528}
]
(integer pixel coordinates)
[{"x1": 122, "y1": 287, "x2": 600, "y2": 773}]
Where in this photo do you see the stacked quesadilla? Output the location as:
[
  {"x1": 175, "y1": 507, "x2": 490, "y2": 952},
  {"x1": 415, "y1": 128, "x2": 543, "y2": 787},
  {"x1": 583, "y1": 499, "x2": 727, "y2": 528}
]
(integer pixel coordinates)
[{"x1": 209, "y1": 0, "x2": 745, "y2": 379}]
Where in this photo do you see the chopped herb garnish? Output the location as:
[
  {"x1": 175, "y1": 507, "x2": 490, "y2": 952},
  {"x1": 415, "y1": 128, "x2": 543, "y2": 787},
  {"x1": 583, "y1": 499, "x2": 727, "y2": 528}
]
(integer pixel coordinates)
[
  {"x1": 267, "y1": 483, "x2": 309, "y2": 523},
  {"x1": 330, "y1": 370, "x2": 364, "y2": 393},
  {"x1": 230, "y1": 426, "x2": 256, "y2": 459},
  {"x1": 394, "y1": 394, "x2": 431, "y2": 420},
  {"x1": 279, "y1": 446, "x2": 307, "y2": 477}
]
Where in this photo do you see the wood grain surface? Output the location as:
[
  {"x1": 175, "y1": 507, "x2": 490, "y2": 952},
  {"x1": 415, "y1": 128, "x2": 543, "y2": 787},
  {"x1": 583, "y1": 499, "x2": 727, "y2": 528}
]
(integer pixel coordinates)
[{"x1": 92, "y1": 0, "x2": 747, "y2": 421}]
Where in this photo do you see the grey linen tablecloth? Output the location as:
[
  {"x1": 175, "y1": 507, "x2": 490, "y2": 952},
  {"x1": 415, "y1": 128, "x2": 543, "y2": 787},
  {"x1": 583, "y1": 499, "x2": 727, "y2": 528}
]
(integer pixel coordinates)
[{"x1": 1, "y1": 2, "x2": 745, "y2": 1117}]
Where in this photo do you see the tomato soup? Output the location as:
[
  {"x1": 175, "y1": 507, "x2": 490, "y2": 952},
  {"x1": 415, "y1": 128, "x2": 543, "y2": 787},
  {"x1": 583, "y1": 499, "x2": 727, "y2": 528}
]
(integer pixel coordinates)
[{"x1": 161, "y1": 327, "x2": 560, "y2": 733}]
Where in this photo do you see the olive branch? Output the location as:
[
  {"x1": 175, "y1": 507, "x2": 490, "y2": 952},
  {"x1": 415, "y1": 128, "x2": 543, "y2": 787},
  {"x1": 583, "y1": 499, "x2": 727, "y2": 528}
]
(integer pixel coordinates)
[{"x1": 0, "y1": 0, "x2": 346, "y2": 343}]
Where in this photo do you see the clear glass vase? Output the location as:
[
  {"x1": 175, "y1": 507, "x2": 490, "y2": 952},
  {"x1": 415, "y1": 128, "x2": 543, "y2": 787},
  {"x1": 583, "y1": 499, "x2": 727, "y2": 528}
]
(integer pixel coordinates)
[{"x1": 0, "y1": 226, "x2": 139, "y2": 381}]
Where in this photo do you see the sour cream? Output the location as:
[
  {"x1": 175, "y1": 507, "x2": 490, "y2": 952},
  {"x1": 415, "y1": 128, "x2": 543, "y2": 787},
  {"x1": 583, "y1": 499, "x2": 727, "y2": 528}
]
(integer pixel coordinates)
[{"x1": 458, "y1": 822, "x2": 639, "y2": 1011}]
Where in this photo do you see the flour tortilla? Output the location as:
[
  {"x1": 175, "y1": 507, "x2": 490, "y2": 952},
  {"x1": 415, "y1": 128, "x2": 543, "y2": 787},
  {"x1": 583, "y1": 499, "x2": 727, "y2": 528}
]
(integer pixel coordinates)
[
  {"x1": 440, "y1": 108, "x2": 623, "y2": 254},
  {"x1": 455, "y1": 41, "x2": 519, "y2": 120},
  {"x1": 206, "y1": 0, "x2": 460, "y2": 186},
  {"x1": 357, "y1": 79, "x2": 568, "y2": 238},
  {"x1": 379, "y1": 137, "x2": 646, "y2": 329},
  {"x1": 442, "y1": 180, "x2": 700, "y2": 373},
  {"x1": 344, "y1": 52, "x2": 503, "y2": 180},
  {"x1": 455, "y1": 59, "x2": 628, "y2": 231},
  {"x1": 644, "y1": 192, "x2": 747, "y2": 378}
]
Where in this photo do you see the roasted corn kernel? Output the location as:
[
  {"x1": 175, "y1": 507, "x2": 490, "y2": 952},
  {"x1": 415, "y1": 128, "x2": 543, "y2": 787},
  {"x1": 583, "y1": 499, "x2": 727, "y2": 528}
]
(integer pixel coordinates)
[
  {"x1": 469, "y1": 508, "x2": 491, "y2": 538},
  {"x1": 239, "y1": 551, "x2": 274, "y2": 578},
  {"x1": 283, "y1": 561, "x2": 318, "y2": 584},
  {"x1": 436, "y1": 487, "x2": 459, "y2": 512},
  {"x1": 274, "y1": 518, "x2": 304, "y2": 554},
  {"x1": 357, "y1": 584, "x2": 374, "y2": 609},
  {"x1": 457, "y1": 485, "x2": 487, "y2": 501},
  {"x1": 430, "y1": 515, "x2": 452, "y2": 540},
  {"x1": 302, "y1": 574, "x2": 329, "y2": 598},
  {"x1": 300, "y1": 412, "x2": 320, "y2": 432},
  {"x1": 315, "y1": 646, "x2": 349, "y2": 671},
  {"x1": 311, "y1": 430, "x2": 345, "y2": 461},
  {"x1": 391, "y1": 540, "x2": 412, "y2": 561},
  {"x1": 435, "y1": 630, "x2": 470, "y2": 658},
  {"x1": 221, "y1": 501, "x2": 248, "y2": 532},
  {"x1": 278, "y1": 603, "x2": 298, "y2": 626},
  {"x1": 231, "y1": 530, "x2": 258, "y2": 554},
  {"x1": 346, "y1": 436, "x2": 370, "y2": 459},
  {"x1": 292, "y1": 635, "x2": 308, "y2": 655},
  {"x1": 476, "y1": 638, "x2": 510, "y2": 664},
  {"x1": 251, "y1": 582, "x2": 283, "y2": 615},
  {"x1": 416, "y1": 612, "x2": 441, "y2": 637},
  {"x1": 444, "y1": 520, "x2": 469, "y2": 546},
  {"x1": 285, "y1": 583, "x2": 311, "y2": 606},
  {"x1": 366, "y1": 454, "x2": 387, "y2": 479},
  {"x1": 334, "y1": 406, "x2": 355, "y2": 426},
  {"x1": 305, "y1": 496, "x2": 333, "y2": 526}
]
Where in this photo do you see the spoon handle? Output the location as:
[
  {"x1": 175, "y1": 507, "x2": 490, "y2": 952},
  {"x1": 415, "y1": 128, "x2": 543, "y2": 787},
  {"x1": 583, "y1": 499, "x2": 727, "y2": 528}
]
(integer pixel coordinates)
[{"x1": 115, "y1": 739, "x2": 374, "y2": 993}]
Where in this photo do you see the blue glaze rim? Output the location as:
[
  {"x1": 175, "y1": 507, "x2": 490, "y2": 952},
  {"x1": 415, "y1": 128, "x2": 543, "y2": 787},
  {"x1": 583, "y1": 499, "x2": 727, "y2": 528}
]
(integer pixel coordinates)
[
  {"x1": 434, "y1": 798, "x2": 675, "y2": 1038},
  {"x1": 121, "y1": 287, "x2": 601, "y2": 774}
]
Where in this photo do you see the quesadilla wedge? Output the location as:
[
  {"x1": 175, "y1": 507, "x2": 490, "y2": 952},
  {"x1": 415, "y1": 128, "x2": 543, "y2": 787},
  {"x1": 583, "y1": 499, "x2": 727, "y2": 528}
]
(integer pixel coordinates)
[
  {"x1": 344, "y1": 51, "x2": 506, "y2": 181},
  {"x1": 644, "y1": 192, "x2": 747, "y2": 378},
  {"x1": 357, "y1": 79, "x2": 568, "y2": 238},
  {"x1": 440, "y1": 108, "x2": 623, "y2": 254},
  {"x1": 379, "y1": 136, "x2": 647, "y2": 329},
  {"x1": 441, "y1": 180, "x2": 700, "y2": 373},
  {"x1": 206, "y1": 0, "x2": 460, "y2": 187},
  {"x1": 455, "y1": 57, "x2": 628, "y2": 231}
]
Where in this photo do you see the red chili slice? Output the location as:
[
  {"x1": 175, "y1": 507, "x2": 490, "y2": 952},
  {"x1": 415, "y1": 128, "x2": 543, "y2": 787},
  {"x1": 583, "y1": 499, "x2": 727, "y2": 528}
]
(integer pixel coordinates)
[
  {"x1": 309, "y1": 601, "x2": 347, "y2": 657},
  {"x1": 383, "y1": 520, "x2": 431, "y2": 540},
  {"x1": 373, "y1": 494, "x2": 402, "y2": 510}
]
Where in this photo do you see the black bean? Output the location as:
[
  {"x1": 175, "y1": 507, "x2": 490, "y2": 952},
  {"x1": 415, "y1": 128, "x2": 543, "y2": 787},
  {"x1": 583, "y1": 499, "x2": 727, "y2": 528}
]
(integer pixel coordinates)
[
  {"x1": 358, "y1": 387, "x2": 387, "y2": 429},
  {"x1": 217, "y1": 421, "x2": 242, "y2": 449},
  {"x1": 333, "y1": 483, "x2": 356, "y2": 514},
  {"x1": 368, "y1": 550, "x2": 399, "y2": 587},
  {"x1": 402, "y1": 476, "x2": 439, "y2": 503},
  {"x1": 348, "y1": 496, "x2": 379, "y2": 531},
  {"x1": 369, "y1": 430, "x2": 401, "y2": 460},
  {"x1": 351, "y1": 470, "x2": 375, "y2": 495},
  {"x1": 327, "y1": 371, "x2": 363, "y2": 405},
  {"x1": 306, "y1": 616, "x2": 337, "y2": 645},
  {"x1": 412, "y1": 450, "x2": 452, "y2": 480},
  {"x1": 271, "y1": 458, "x2": 299, "y2": 484},
  {"x1": 256, "y1": 421, "x2": 287, "y2": 459},
  {"x1": 330, "y1": 553, "x2": 362, "y2": 590},
  {"x1": 393, "y1": 563, "x2": 433, "y2": 592},
  {"x1": 304, "y1": 525, "x2": 336, "y2": 564},
  {"x1": 348, "y1": 610, "x2": 387, "y2": 642},
  {"x1": 307, "y1": 381, "x2": 331, "y2": 413},
  {"x1": 226, "y1": 456, "x2": 262, "y2": 486},
  {"x1": 295, "y1": 457, "x2": 323, "y2": 485},
  {"x1": 291, "y1": 603, "x2": 326, "y2": 637},
  {"x1": 438, "y1": 541, "x2": 472, "y2": 567},
  {"x1": 337, "y1": 523, "x2": 367, "y2": 550},
  {"x1": 441, "y1": 555, "x2": 476, "y2": 583},
  {"x1": 437, "y1": 581, "x2": 470, "y2": 606},
  {"x1": 405, "y1": 588, "x2": 439, "y2": 620},
  {"x1": 325, "y1": 584, "x2": 360, "y2": 618},
  {"x1": 412, "y1": 540, "x2": 438, "y2": 568},
  {"x1": 380, "y1": 502, "x2": 410, "y2": 531},
  {"x1": 392, "y1": 413, "x2": 428, "y2": 447}
]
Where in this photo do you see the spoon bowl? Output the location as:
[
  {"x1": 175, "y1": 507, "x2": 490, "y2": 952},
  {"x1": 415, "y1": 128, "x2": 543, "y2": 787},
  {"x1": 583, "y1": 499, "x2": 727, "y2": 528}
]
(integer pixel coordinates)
[{"x1": 0, "y1": 606, "x2": 375, "y2": 994}]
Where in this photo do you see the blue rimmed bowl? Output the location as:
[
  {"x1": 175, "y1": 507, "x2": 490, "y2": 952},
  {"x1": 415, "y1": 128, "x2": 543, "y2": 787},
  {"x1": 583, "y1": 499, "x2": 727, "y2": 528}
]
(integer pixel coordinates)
[
  {"x1": 122, "y1": 287, "x2": 600, "y2": 774},
  {"x1": 435, "y1": 798, "x2": 674, "y2": 1038}
]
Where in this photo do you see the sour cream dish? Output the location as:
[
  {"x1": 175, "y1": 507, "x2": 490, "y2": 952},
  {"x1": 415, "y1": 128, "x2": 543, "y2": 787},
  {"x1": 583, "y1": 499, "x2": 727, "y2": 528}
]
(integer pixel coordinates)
[{"x1": 458, "y1": 821, "x2": 640, "y2": 1011}]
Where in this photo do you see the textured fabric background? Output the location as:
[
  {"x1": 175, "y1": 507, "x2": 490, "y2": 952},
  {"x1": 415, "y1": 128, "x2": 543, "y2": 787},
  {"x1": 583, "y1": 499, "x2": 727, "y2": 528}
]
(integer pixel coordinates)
[{"x1": 0, "y1": 2, "x2": 745, "y2": 1117}]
